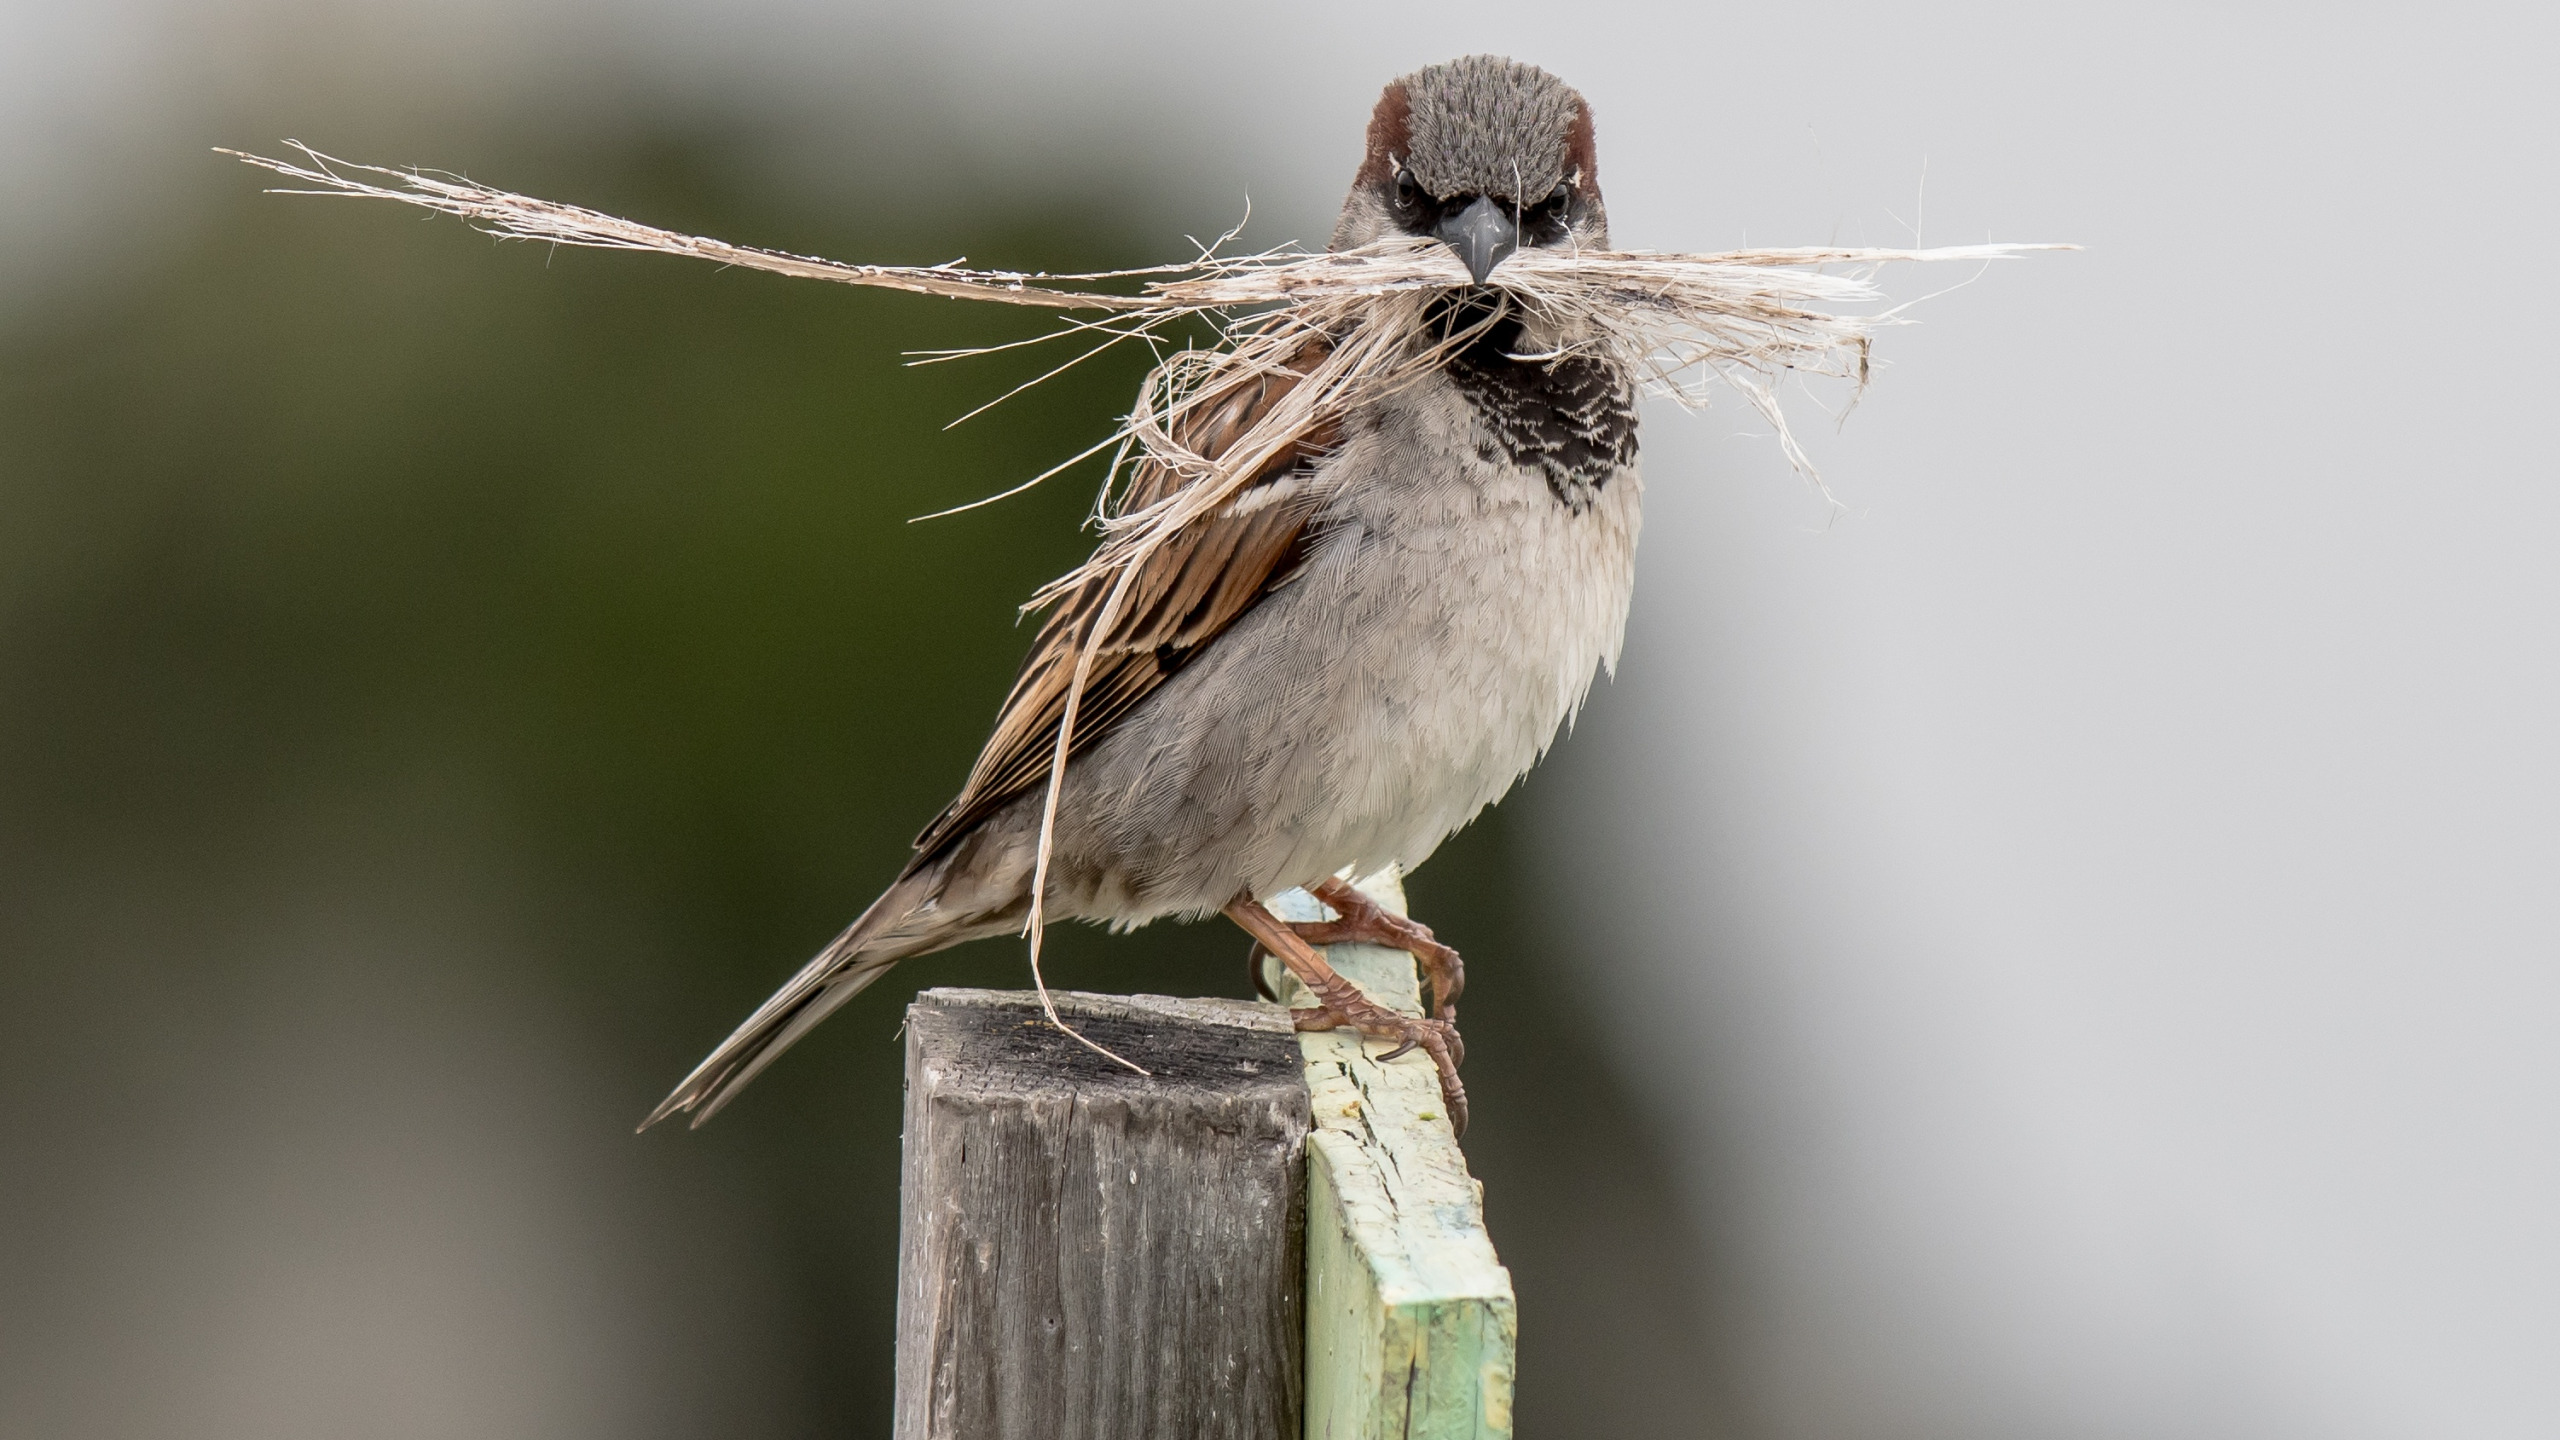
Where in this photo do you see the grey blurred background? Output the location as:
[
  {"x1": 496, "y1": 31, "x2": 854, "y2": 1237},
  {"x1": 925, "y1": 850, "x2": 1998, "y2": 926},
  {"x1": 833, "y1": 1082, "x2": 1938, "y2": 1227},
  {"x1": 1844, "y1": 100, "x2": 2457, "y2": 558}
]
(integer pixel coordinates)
[{"x1": 3, "y1": 4, "x2": 2552, "y2": 1438}]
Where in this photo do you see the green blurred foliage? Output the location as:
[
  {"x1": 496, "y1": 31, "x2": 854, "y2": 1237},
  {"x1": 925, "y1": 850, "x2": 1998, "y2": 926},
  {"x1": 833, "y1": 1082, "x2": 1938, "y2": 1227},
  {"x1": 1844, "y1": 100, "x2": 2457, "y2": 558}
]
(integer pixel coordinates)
[{"x1": 0, "y1": 124, "x2": 1715, "y2": 1436}]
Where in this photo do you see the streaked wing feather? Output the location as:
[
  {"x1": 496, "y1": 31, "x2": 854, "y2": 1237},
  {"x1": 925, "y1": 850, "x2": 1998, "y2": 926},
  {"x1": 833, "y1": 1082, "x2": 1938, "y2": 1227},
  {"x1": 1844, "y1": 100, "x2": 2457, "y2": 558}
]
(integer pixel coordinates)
[{"x1": 912, "y1": 338, "x2": 1336, "y2": 861}]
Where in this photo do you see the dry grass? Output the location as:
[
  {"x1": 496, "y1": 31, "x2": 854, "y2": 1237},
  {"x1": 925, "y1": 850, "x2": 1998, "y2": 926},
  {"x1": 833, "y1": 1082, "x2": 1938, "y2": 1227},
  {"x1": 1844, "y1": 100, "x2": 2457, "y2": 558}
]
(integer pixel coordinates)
[
  {"x1": 226, "y1": 144, "x2": 2062, "y2": 505},
  {"x1": 229, "y1": 143, "x2": 2068, "y2": 1062}
]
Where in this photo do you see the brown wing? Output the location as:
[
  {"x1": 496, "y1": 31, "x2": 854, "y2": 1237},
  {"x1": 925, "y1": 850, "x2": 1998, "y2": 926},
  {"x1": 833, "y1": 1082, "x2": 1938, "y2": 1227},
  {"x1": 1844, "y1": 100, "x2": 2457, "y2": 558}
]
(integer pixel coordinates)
[{"x1": 910, "y1": 339, "x2": 1337, "y2": 863}]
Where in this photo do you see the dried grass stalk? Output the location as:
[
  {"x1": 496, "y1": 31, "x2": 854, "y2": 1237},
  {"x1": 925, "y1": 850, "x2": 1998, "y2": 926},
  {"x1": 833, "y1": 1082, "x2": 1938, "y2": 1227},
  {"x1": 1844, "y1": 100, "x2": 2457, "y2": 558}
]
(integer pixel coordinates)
[
  {"x1": 225, "y1": 144, "x2": 2065, "y2": 507},
  {"x1": 229, "y1": 142, "x2": 2068, "y2": 1059}
]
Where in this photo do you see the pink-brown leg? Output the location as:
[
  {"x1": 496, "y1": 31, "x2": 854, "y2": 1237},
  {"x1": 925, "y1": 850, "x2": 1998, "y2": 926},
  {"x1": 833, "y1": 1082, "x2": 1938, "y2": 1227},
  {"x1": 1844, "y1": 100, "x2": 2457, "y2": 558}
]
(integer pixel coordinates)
[
  {"x1": 1300, "y1": 875, "x2": 1466, "y2": 1024},
  {"x1": 1226, "y1": 896, "x2": 1469, "y2": 1136}
]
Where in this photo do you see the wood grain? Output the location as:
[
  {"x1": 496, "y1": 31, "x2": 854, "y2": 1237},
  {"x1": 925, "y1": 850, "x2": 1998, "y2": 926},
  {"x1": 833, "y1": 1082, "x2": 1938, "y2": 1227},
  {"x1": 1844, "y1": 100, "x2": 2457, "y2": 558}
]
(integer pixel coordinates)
[{"x1": 895, "y1": 988, "x2": 1311, "y2": 1440}]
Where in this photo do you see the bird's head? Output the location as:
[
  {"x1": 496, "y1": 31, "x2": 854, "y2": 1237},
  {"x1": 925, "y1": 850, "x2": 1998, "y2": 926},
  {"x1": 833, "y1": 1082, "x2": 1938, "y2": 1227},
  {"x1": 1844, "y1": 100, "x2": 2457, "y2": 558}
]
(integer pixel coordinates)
[{"x1": 1331, "y1": 55, "x2": 1608, "y2": 282}]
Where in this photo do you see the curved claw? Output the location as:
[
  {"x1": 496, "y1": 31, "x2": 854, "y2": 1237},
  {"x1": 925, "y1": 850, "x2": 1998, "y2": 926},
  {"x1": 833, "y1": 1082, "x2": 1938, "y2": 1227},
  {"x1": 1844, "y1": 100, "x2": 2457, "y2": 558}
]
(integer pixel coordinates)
[
  {"x1": 1286, "y1": 1000, "x2": 1468, "y2": 1133},
  {"x1": 1232, "y1": 892, "x2": 1470, "y2": 1135},
  {"x1": 1300, "y1": 877, "x2": 1468, "y2": 1021}
]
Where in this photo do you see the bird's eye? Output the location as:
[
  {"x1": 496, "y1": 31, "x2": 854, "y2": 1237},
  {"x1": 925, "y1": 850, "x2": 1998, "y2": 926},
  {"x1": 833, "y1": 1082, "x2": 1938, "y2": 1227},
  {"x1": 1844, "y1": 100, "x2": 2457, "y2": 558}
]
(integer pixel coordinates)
[
  {"x1": 1394, "y1": 167, "x2": 1420, "y2": 205},
  {"x1": 1545, "y1": 182, "x2": 1571, "y2": 210}
]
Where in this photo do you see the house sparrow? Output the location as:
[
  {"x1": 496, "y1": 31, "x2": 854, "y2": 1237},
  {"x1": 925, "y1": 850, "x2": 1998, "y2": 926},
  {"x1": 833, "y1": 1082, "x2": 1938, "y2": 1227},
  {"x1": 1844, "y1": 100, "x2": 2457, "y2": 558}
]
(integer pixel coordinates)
[{"x1": 645, "y1": 55, "x2": 1638, "y2": 1136}]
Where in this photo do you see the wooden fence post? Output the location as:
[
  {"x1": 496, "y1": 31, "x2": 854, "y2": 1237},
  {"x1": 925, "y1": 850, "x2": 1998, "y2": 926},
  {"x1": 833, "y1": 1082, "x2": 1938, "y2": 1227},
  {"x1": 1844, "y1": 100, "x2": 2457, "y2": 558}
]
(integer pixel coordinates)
[
  {"x1": 893, "y1": 870, "x2": 1515, "y2": 1440},
  {"x1": 895, "y1": 989, "x2": 1311, "y2": 1440}
]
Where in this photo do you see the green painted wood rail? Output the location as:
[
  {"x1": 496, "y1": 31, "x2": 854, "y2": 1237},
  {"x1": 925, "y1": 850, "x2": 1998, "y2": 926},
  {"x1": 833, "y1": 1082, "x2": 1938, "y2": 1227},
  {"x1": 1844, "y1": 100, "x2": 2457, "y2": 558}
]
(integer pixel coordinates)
[{"x1": 1269, "y1": 870, "x2": 1518, "y2": 1440}]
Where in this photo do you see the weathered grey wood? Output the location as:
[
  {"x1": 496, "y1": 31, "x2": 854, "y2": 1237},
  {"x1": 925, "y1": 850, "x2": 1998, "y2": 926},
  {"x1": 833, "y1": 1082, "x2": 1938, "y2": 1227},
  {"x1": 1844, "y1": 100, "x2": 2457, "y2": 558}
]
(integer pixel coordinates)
[{"x1": 895, "y1": 987, "x2": 1312, "y2": 1440}]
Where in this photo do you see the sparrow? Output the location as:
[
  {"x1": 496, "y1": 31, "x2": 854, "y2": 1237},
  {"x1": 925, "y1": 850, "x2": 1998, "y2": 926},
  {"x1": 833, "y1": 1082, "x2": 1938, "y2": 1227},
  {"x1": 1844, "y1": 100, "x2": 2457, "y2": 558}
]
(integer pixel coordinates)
[{"x1": 645, "y1": 55, "x2": 1640, "y2": 1136}]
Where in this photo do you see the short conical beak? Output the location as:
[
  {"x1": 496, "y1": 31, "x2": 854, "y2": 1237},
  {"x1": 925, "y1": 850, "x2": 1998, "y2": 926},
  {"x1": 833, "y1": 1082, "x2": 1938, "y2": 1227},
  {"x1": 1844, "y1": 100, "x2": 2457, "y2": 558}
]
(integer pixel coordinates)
[{"x1": 1435, "y1": 194, "x2": 1519, "y2": 284}]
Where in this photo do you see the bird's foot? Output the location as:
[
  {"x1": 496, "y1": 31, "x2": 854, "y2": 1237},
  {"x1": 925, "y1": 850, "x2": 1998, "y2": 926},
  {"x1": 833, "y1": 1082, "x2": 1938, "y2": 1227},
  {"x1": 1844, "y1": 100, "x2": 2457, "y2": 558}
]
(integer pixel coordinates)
[
  {"x1": 1227, "y1": 894, "x2": 1470, "y2": 1136},
  {"x1": 1302, "y1": 875, "x2": 1465, "y2": 1022},
  {"x1": 1290, "y1": 979, "x2": 1470, "y2": 1135}
]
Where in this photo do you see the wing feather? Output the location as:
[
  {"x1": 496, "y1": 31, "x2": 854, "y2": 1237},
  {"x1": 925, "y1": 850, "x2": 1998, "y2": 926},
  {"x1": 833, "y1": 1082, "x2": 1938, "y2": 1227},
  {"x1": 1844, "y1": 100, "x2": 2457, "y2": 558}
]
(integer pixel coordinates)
[{"x1": 910, "y1": 339, "x2": 1337, "y2": 862}]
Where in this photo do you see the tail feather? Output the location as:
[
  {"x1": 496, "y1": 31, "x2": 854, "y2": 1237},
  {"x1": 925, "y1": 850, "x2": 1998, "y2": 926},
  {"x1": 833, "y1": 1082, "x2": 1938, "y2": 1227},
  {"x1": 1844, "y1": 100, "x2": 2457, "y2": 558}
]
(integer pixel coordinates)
[{"x1": 640, "y1": 866, "x2": 993, "y2": 1130}]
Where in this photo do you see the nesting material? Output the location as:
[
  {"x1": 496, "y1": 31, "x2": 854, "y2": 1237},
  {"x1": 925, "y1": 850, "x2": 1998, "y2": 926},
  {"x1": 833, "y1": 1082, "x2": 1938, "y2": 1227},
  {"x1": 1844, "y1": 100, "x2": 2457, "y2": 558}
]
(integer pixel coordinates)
[
  {"x1": 226, "y1": 145, "x2": 2064, "y2": 516},
  {"x1": 229, "y1": 143, "x2": 2066, "y2": 1038}
]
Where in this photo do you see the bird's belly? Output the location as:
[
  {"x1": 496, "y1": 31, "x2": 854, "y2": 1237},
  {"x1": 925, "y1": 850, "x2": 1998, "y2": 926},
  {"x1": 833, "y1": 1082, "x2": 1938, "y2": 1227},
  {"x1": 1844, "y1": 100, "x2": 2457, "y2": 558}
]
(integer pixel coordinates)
[
  {"x1": 1057, "y1": 449, "x2": 1641, "y2": 921},
  {"x1": 1296, "y1": 465, "x2": 1642, "y2": 884}
]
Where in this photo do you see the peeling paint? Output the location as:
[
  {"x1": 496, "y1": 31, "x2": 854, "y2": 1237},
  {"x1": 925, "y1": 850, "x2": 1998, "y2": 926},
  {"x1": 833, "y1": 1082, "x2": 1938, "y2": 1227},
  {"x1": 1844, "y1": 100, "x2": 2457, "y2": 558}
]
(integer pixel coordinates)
[{"x1": 1278, "y1": 871, "x2": 1516, "y2": 1440}]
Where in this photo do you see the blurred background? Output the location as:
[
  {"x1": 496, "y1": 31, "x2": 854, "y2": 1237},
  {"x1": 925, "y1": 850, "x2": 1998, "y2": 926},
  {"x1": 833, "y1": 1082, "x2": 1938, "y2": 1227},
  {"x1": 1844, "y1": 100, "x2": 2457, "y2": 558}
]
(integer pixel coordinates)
[{"x1": 2, "y1": 3, "x2": 2553, "y2": 1438}]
